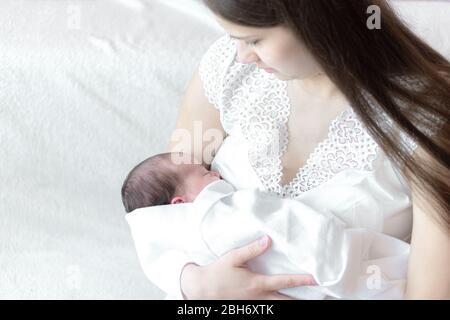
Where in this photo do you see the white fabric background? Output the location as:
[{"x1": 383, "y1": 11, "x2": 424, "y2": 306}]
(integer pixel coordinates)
[{"x1": 0, "y1": 0, "x2": 448, "y2": 299}]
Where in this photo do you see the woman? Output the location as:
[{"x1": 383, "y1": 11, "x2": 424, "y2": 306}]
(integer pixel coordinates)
[{"x1": 168, "y1": 0, "x2": 449, "y2": 299}]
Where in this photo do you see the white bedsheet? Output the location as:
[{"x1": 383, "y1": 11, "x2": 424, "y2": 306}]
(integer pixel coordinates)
[
  {"x1": 0, "y1": 0, "x2": 448, "y2": 299},
  {"x1": 0, "y1": 0, "x2": 220, "y2": 299}
]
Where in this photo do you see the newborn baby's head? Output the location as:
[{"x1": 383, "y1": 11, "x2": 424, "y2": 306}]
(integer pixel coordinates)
[{"x1": 121, "y1": 153, "x2": 221, "y2": 213}]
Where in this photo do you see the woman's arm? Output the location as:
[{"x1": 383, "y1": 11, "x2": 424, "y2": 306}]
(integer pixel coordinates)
[
  {"x1": 167, "y1": 67, "x2": 226, "y2": 167},
  {"x1": 405, "y1": 146, "x2": 450, "y2": 299},
  {"x1": 180, "y1": 236, "x2": 317, "y2": 300}
]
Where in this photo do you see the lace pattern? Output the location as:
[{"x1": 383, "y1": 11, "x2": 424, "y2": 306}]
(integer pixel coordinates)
[
  {"x1": 198, "y1": 36, "x2": 237, "y2": 112},
  {"x1": 281, "y1": 109, "x2": 379, "y2": 198},
  {"x1": 199, "y1": 35, "x2": 381, "y2": 198}
]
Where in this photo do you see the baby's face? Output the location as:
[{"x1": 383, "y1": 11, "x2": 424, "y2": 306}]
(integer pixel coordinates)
[{"x1": 171, "y1": 164, "x2": 221, "y2": 204}]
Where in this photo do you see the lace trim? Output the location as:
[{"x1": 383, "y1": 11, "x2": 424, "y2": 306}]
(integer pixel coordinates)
[
  {"x1": 238, "y1": 77, "x2": 380, "y2": 198},
  {"x1": 279, "y1": 108, "x2": 379, "y2": 198},
  {"x1": 198, "y1": 35, "x2": 237, "y2": 110},
  {"x1": 199, "y1": 35, "x2": 380, "y2": 198}
]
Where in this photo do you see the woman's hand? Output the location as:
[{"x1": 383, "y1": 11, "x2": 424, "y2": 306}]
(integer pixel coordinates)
[{"x1": 180, "y1": 236, "x2": 317, "y2": 300}]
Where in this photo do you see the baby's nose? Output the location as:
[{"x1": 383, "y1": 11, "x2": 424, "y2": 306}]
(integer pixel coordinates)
[{"x1": 210, "y1": 171, "x2": 221, "y2": 178}]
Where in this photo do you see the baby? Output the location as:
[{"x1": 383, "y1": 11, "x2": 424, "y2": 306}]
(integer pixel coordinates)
[
  {"x1": 121, "y1": 152, "x2": 222, "y2": 212},
  {"x1": 122, "y1": 152, "x2": 409, "y2": 300}
]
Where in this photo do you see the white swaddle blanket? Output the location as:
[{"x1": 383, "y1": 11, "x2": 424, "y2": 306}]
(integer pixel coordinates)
[{"x1": 126, "y1": 168, "x2": 409, "y2": 300}]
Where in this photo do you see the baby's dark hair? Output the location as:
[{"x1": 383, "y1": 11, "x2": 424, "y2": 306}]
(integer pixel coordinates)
[{"x1": 121, "y1": 153, "x2": 184, "y2": 213}]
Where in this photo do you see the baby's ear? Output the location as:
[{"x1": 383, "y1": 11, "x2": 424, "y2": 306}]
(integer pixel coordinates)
[{"x1": 170, "y1": 196, "x2": 186, "y2": 205}]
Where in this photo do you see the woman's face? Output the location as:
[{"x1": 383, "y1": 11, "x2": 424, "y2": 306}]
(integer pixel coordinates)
[{"x1": 214, "y1": 15, "x2": 323, "y2": 80}]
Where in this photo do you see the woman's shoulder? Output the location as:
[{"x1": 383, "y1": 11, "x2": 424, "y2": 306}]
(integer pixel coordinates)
[
  {"x1": 198, "y1": 35, "x2": 262, "y2": 109},
  {"x1": 199, "y1": 35, "x2": 237, "y2": 69},
  {"x1": 198, "y1": 35, "x2": 236, "y2": 106}
]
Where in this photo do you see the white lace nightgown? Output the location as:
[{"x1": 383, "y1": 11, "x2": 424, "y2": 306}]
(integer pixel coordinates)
[{"x1": 201, "y1": 35, "x2": 415, "y2": 239}]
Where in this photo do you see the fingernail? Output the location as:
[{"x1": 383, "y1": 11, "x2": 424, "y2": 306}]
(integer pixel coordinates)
[{"x1": 259, "y1": 236, "x2": 268, "y2": 247}]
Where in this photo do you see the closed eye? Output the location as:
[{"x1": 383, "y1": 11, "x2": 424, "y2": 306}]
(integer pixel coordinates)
[{"x1": 246, "y1": 40, "x2": 259, "y2": 46}]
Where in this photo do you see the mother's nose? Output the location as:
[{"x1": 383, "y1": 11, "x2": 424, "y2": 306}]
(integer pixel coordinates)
[{"x1": 236, "y1": 42, "x2": 259, "y2": 64}]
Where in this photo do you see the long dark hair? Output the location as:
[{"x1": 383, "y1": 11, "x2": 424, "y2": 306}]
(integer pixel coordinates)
[{"x1": 203, "y1": 0, "x2": 450, "y2": 230}]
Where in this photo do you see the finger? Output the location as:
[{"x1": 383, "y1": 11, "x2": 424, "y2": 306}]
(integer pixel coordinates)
[
  {"x1": 261, "y1": 274, "x2": 317, "y2": 291},
  {"x1": 227, "y1": 235, "x2": 272, "y2": 266}
]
